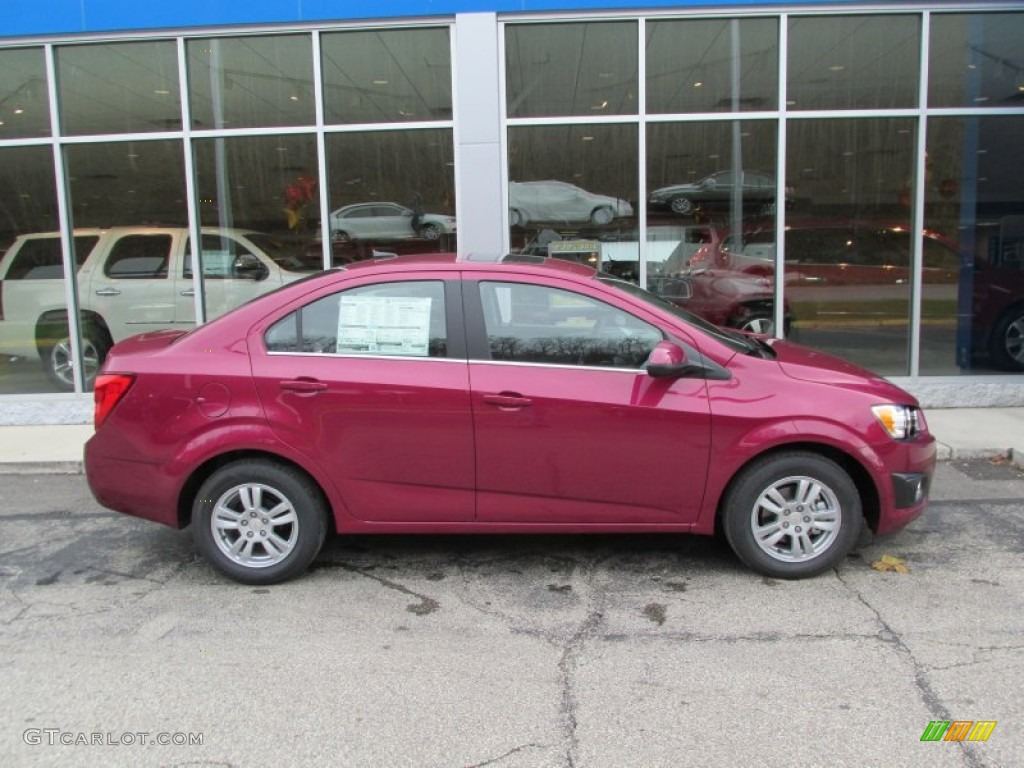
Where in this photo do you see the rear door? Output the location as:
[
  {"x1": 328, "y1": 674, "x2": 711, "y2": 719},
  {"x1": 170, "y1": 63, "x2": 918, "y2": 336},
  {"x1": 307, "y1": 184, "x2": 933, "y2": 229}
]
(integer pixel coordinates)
[
  {"x1": 83, "y1": 231, "x2": 179, "y2": 342},
  {"x1": 249, "y1": 272, "x2": 475, "y2": 522}
]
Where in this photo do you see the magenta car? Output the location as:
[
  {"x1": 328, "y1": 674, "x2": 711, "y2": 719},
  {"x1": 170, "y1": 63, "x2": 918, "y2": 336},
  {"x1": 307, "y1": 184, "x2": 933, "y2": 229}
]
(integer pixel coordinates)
[{"x1": 85, "y1": 254, "x2": 935, "y2": 584}]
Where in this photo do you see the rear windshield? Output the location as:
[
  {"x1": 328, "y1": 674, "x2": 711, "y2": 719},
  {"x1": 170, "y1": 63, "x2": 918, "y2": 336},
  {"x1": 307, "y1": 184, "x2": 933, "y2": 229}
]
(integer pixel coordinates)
[{"x1": 3, "y1": 235, "x2": 99, "y2": 280}]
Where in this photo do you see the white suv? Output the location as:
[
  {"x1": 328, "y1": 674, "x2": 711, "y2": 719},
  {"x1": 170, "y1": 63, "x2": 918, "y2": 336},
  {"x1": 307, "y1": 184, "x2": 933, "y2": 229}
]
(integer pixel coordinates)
[{"x1": 0, "y1": 227, "x2": 321, "y2": 390}]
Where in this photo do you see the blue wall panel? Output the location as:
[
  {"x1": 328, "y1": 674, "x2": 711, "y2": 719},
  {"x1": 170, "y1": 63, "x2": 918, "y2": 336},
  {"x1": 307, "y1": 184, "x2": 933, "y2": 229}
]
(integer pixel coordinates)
[{"x1": 6, "y1": 0, "x2": 840, "y2": 38}]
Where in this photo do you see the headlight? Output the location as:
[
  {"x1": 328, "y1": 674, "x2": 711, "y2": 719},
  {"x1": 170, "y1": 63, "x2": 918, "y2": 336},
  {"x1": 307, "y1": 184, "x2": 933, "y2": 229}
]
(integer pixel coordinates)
[{"x1": 872, "y1": 405, "x2": 926, "y2": 440}]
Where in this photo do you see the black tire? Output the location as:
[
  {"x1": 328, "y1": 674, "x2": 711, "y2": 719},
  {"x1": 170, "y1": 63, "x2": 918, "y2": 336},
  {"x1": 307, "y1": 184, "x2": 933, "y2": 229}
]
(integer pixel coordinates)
[
  {"x1": 733, "y1": 312, "x2": 775, "y2": 336},
  {"x1": 41, "y1": 322, "x2": 111, "y2": 392},
  {"x1": 332, "y1": 230, "x2": 352, "y2": 244},
  {"x1": 722, "y1": 452, "x2": 862, "y2": 579},
  {"x1": 192, "y1": 460, "x2": 329, "y2": 585},
  {"x1": 509, "y1": 208, "x2": 528, "y2": 228},
  {"x1": 590, "y1": 206, "x2": 614, "y2": 225},
  {"x1": 988, "y1": 306, "x2": 1024, "y2": 372},
  {"x1": 669, "y1": 197, "x2": 694, "y2": 216}
]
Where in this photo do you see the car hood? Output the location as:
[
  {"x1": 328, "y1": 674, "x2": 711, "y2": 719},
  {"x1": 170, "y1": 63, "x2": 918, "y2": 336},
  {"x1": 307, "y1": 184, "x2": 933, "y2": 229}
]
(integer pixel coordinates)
[{"x1": 768, "y1": 338, "x2": 918, "y2": 403}]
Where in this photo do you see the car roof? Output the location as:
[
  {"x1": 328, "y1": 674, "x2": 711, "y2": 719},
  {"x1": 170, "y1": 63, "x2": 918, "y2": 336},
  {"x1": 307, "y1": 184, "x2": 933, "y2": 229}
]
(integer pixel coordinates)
[{"x1": 341, "y1": 252, "x2": 599, "y2": 279}]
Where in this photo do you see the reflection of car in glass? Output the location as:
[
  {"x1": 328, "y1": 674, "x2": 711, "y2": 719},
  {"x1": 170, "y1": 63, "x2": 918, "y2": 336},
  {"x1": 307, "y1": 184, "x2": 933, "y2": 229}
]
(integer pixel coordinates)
[
  {"x1": 973, "y1": 257, "x2": 1024, "y2": 371},
  {"x1": 649, "y1": 171, "x2": 793, "y2": 217},
  {"x1": 0, "y1": 227, "x2": 320, "y2": 390},
  {"x1": 652, "y1": 268, "x2": 790, "y2": 336},
  {"x1": 329, "y1": 202, "x2": 456, "y2": 242},
  {"x1": 85, "y1": 253, "x2": 934, "y2": 585},
  {"x1": 508, "y1": 180, "x2": 633, "y2": 227}
]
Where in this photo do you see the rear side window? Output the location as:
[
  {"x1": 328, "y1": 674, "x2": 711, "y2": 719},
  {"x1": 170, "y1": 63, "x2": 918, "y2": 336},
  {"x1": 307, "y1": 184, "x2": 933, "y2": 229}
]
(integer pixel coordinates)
[
  {"x1": 3, "y1": 236, "x2": 99, "y2": 280},
  {"x1": 265, "y1": 280, "x2": 448, "y2": 358},
  {"x1": 104, "y1": 235, "x2": 172, "y2": 279}
]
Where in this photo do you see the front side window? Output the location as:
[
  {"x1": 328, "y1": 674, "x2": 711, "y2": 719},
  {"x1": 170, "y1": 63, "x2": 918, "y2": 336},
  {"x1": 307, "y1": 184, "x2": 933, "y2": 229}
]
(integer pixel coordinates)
[
  {"x1": 266, "y1": 280, "x2": 448, "y2": 358},
  {"x1": 477, "y1": 281, "x2": 661, "y2": 369}
]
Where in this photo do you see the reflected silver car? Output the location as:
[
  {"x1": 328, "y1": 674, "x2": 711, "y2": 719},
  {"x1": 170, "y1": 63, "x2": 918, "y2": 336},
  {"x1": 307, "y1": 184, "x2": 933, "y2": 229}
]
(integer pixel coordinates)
[
  {"x1": 329, "y1": 202, "x2": 456, "y2": 242},
  {"x1": 509, "y1": 181, "x2": 633, "y2": 227}
]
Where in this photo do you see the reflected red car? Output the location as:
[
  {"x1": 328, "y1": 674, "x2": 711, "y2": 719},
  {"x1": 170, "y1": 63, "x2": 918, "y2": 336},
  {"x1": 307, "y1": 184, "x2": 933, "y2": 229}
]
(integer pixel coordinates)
[{"x1": 85, "y1": 255, "x2": 935, "y2": 584}]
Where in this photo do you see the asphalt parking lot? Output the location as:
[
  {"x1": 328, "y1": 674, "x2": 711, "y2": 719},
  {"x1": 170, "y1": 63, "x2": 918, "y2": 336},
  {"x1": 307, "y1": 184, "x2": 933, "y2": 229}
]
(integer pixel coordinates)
[{"x1": 1, "y1": 459, "x2": 1022, "y2": 768}]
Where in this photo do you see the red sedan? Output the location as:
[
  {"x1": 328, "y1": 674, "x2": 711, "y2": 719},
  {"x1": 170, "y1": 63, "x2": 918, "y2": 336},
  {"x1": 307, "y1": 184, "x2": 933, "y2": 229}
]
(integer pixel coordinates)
[{"x1": 85, "y1": 254, "x2": 935, "y2": 584}]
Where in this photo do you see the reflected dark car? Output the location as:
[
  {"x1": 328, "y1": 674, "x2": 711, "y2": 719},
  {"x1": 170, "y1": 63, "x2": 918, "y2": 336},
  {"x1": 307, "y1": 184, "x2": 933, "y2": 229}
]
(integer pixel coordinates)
[
  {"x1": 85, "y1": 254, "x2": 934, "y2": 585},
  {"x1": 972, "y1": 258, "x2": 1024, "y2": 371},
  {"x1": 649, "y1": 171, "x2": 794, "y2": 217}
]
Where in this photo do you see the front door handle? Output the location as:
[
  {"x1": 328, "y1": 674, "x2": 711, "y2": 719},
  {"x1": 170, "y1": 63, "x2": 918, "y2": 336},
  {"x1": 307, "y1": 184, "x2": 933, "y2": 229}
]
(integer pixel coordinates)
[
  {"x1": 280, "y1": 378, "x2": 328, "y2": 394},
  {"x1": 95, "y1": 288, "x2": 121, "y2": 296},
  {"x1": 180, "y1": 289, "x2": 196, "y2": 296},
  {"x1": 483, "y1": 393, "x2": 533, "y2": 409}
]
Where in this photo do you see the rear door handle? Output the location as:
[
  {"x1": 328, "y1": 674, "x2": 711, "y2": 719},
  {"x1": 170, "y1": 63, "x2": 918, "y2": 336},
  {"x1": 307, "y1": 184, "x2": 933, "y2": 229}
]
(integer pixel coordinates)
[
  {"x1": 95, "y1": 288, "x2": 121, "y2": 296},
  {"x1": 180, "y1": 289, "x2": 196, "y2": 296},
  {"x1": 280, "y1": 378, "x2": 328, "y2": 394},
  {"x1": 483, "y1": 393, "x2": 533, "y2": 409}
]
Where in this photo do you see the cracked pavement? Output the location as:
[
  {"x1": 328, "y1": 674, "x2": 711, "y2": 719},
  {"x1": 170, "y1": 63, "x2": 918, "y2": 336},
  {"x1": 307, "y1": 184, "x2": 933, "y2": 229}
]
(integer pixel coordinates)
[{"x1": 1, "y1": 460, "x2": 1022, "y2": 767}]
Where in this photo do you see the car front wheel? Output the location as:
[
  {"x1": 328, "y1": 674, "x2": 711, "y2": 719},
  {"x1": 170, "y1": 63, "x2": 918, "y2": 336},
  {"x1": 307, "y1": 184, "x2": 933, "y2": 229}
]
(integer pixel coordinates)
[
  {"x1": 722, "y1": 452, "x2": 862, "y2": 579},
  {"x1": 192, "y1": 460, "x2": 329, "y2": 584},
  {"x1": 989, "y1": 306, "x2": 1024, "y2": 371},
  {"x1": 419, "y1": 222, "x2": 442, "y2": 241}
]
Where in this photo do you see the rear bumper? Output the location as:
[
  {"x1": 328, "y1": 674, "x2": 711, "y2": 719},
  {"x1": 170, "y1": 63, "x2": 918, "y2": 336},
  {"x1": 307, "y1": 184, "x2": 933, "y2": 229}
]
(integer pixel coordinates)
[{"x1": 85, "y1": 438, "x2": 182, "y2": 528}]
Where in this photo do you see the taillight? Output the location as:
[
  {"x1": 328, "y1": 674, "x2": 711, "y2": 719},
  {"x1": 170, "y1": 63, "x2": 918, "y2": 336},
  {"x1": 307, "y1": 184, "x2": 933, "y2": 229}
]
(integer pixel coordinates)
[{"x1": 94, "y1": 374, "x2": 135, "y2": 428}]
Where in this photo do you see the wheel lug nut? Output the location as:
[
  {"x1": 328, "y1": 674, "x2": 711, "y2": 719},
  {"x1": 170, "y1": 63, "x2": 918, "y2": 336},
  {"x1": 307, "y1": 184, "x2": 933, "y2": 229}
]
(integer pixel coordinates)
[
  {"x1": 260, "y1": 531, "x2": 267, "y2": 537},
  {"x1": 246, "y1": 532, "x2": 253, "y2": 538},
  {"x1": 262, "y1": 519, "x2": 268, "y2": 524},
  {"x1": 782, "y1": 522, "x2": 789, "y2": 528},
  {"x1": 241, "y1": 520, "x2": 248, "y2": 526},
  {"x1": 250, "y1": 512, "x2": 257, "y2": 518},
  {"x1": 804, "y1": 517, "x2": 810, "y2": 523},
  {"x1": 796, "y1": 526, "x2": 803, "y2": 533}
]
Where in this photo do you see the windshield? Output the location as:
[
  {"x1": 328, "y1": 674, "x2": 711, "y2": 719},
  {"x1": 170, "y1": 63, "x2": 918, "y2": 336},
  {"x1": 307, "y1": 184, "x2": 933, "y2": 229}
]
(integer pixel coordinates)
[
  {"x1": 244, "y1": 233, "x2": 323, "y2": 274},
  {"x1": 598, "y1": 275, "x2": 756, "y2": 354}
]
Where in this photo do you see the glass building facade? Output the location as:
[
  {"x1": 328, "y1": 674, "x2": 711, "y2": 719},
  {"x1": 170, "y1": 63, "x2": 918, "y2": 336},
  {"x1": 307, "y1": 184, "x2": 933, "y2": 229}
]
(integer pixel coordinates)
[{"x1": 1, "y1": 4, "x2": 1021, "y2": 418}]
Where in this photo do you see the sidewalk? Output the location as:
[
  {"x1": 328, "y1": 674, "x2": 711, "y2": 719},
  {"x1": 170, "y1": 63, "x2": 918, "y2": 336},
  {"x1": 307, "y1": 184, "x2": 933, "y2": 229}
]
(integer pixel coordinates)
[{"x1": 0, "y1": 408, "x2": 1022, "y2": 474}]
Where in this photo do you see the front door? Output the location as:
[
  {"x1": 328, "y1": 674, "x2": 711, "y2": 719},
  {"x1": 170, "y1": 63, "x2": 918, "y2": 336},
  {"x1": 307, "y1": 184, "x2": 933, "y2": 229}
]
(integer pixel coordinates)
[{"x1": 467, "y1": 278, "x2": 713, "y2": 525}]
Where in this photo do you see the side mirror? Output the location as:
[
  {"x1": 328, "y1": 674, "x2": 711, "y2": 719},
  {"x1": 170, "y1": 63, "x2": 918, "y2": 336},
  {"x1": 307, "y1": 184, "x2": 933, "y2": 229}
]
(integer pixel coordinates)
[
  {"x1": 233, "y1": 254, "x2": 270, "y2": 281},
  {"x1": 646, "y1": 341, "x2": 691, "y2": 378}
]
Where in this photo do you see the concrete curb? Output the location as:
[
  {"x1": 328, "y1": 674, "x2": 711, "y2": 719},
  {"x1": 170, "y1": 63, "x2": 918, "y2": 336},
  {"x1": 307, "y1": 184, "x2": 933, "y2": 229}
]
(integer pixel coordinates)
[{"x1": 0, "y1": 461, "x2": 85, "y2": 475}]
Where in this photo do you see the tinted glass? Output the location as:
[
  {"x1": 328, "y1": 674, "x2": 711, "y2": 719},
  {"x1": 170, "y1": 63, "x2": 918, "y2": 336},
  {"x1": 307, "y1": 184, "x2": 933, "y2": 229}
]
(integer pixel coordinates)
[
  {"x1": 326, "y1": 129, "x2": 456, "y2": 261},
  {"x1": 507, "y1": 124, "x2": 637, "y2": 271},
  {"x1": 0, "y1": 48, "x2": 50, "y2": 138},
  {"x1": 506, "y1": 21, "x2": 638, "y2": 118},
  {"x1": 321, "y1": 28, "x2": 452, "y2": 124},
  {"x1": 785, "y1": 118, "x2": 917, "y2": 375},
  {"x1": 4, "y1": 236, "x2": 99, "y2": 280},
  {"x1": 266, "y1": 280, "x2": 448, "y2": 358},
  {"x1": 929, "y1": 13, "x2": 1024, "y2": 108},
  {"x1": 478, "y1": 281, "x2": 661, "y2": 368},
  {"x1": 188, "y1": 35, "x2": 314, "y2": 129},
  {"x1": 104, "y1": 235, "x2": 172, "y2": 279},
  {"x1": 57, "y1": 41, "x2": 180, "y2": 135},
  {"x1": 923, "y1": 115, "x2": 1024, "y2": 376},
  {"x1": 787, "y1": 15, "x2": 920, "y2": 110},
  {"x1": 647, "y1": 18, "x2": 778, "y2": 114}
]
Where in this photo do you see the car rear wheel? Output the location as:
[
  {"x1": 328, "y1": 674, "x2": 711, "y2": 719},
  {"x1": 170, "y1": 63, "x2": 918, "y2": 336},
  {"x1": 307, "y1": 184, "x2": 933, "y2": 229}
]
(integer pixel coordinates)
[
  {"x1": 669, "y1": 197, "x2": 694, "y2": 215},
  {"x1": 42, "y1": 323, "x2": 111, "y2": 392},
  {"x1": 192, "y1": 460, "x2": 329, "y2": 584},
  {"x1": 331, "y1": 230, "x2": 352, "y2": 244},
  {"x1": 590, "y1": 206, "x2": 614, "y2": 225},
  {"x1": 722, "y1": 452, "x2": 862, "y2": 579},
  {"x1": 509, "y1": 208, "x2": 527, "y2": 227},
  {"x1": 989, "y1": 306, "x2": 1024, "y2": 371}
]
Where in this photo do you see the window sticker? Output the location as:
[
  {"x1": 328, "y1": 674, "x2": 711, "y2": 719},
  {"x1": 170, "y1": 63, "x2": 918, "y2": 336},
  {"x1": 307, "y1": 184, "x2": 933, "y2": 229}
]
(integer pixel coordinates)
[{"x1": 337, "y1": 295, "x2": 432, "y2": 356}]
